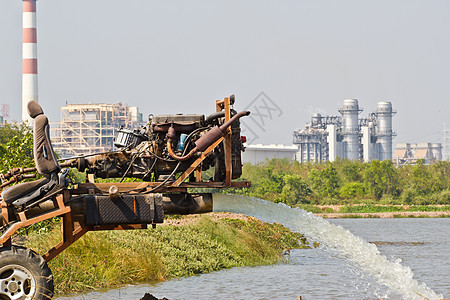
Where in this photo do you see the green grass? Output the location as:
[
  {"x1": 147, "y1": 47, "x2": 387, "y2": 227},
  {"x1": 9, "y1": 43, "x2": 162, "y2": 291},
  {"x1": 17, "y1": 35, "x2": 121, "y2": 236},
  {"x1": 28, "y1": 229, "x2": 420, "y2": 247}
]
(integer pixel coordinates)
[
  {"x1": 338, "y1": 205, "x2": 404, "y2": 213},
  {"x1": 393, "y1": 214, "x2": 450, "y2": 218},
  {"x1": 24, "y1": 216, "x2": 307, "y2": 295},
  {"x1": 287, "y1": 203, "x2": 450, "y2": 216},
  {"x1": 407, "y1": 205, "x2": 450, "y2": 212}
]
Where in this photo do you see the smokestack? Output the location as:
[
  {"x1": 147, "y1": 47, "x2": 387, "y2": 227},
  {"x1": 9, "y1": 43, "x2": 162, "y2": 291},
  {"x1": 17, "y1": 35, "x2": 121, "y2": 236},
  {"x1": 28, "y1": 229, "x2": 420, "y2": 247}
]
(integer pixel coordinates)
[
  {"x1": 375, "y1": 101, "x2": 395, "y2": 161},
  {"x1": 22, "y1": 0, "x2": 38, "y2": 124},
  {"x1": 339, "y1": 99, "x2": 361, "y2": 160}
]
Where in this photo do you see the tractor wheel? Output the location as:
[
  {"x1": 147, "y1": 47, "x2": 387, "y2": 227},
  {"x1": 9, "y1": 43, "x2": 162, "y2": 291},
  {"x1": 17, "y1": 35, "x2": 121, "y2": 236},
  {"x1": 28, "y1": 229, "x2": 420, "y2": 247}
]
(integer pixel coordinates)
[{"x1": 0, "y1": 245, "x2": 53, "y2": 300}]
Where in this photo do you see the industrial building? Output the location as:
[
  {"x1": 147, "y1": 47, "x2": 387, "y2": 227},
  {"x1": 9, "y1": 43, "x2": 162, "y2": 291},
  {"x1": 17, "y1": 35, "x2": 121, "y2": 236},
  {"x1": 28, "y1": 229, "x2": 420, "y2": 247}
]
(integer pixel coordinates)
[
  {"x1": 242, "y1": 144, "x2": 298, "y2": 165},
  {"x1": 293, "y1": 99, "x2": 396, "y2": 162},
  {"x1": 394, "y1": 143, "x2": 442, "y2": 165},
  {"x1": 51, "y1": 102, "x2": 144, "y2": 158}
]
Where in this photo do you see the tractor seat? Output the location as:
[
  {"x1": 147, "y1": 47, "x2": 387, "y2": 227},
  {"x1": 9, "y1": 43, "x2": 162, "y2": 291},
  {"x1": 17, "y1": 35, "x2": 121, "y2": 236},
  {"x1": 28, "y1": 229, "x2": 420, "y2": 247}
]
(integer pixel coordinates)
[
  {"x1": 1, "y1": 100, "x2": 61, "y2": 208},
  {"x1": 1, "y1": 173, "x2": 58, "y2": 206}
]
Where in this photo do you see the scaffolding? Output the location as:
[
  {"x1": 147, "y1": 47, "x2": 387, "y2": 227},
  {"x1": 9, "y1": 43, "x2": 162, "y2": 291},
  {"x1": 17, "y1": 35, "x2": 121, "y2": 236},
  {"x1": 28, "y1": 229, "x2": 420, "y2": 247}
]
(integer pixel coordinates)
[{"x1": 51, "y1": 103, "x2": 144, "y2": 158}]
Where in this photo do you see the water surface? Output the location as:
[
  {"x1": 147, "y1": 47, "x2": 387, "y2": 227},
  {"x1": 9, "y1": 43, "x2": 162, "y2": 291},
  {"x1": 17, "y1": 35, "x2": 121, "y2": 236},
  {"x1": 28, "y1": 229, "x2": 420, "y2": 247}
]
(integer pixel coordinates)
[{"x1": 58, "y1": 196, "x2": 448, "y2": 299}]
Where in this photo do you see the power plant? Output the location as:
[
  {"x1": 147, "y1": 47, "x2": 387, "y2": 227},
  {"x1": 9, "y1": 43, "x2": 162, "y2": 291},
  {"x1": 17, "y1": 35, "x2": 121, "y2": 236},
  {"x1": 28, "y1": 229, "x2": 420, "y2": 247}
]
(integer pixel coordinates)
[
  {"x1": 22, "y1": 0, "x2": 38, "y2": 125},
  {"x1": 51, "y1": 102, "x2": 144, "y2": 158},
  {"x1": 394, "y1": 143, "x2": 442, "y2": 165},
  {"x1": 293, "y1": 99, "x2": 396, "y2": 162},
  {"x1": 12, "y1": 0, "x2": 445, "y2": 166}
]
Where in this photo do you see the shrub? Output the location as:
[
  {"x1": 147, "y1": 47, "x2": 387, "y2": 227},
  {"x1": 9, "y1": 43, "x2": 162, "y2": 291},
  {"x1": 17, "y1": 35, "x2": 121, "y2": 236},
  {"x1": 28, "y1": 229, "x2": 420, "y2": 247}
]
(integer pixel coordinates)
[{"x1": 339, "y1": 182, "x2": 365, "y2": 199}]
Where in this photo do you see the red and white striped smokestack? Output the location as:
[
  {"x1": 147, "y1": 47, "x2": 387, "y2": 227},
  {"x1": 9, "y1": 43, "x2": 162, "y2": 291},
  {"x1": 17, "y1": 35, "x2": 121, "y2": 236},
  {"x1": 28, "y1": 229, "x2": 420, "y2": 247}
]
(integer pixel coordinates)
[{"x1": 22, "y1": 0, "x2": 38, "y2": 124}]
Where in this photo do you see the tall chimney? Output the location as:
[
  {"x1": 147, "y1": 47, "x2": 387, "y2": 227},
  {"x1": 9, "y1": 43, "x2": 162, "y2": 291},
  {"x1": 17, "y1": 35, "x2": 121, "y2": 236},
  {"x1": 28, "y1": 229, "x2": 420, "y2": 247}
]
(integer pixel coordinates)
[{"x1": 22, "y1": 0, "x2": 38, "y2": 124}]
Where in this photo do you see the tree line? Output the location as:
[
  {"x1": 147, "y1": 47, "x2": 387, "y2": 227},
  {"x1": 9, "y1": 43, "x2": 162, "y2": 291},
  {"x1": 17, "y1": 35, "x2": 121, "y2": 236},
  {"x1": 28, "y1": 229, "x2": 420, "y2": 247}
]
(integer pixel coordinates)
[
  {"x1": 227, "y1": 158, "x2": 450, "y2": 205},
  {"x1": 1, "y1": 123, "x2": 449, "y2": 206}
]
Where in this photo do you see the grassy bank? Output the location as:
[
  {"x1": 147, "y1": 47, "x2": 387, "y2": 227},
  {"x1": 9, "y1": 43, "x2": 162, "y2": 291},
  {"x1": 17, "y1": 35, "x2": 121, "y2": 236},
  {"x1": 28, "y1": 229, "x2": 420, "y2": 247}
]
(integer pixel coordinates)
[
  {"x1": 295, "y1": 204, "x2": 450, "y2": 214},
  {"x1": 293, "y1": 204, "x2": 450, "y2": 216},
  {"x1": 24, "y1": 216, "x2": 307, "y2": 295}
]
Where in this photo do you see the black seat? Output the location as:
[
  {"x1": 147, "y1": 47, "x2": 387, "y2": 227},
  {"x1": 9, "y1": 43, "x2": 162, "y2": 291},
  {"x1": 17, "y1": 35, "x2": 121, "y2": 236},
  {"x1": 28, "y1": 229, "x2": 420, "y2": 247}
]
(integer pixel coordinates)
[{"x1": 1, "y1": 101, "x2": 61, "y2": 207}]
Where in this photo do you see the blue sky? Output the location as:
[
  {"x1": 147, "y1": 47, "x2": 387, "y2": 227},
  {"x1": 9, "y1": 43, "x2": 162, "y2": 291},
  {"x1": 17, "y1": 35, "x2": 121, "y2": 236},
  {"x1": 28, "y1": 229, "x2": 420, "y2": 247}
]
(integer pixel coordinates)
[{"x1": 0, "y1": 0, "x2": 449, "y2": 145}]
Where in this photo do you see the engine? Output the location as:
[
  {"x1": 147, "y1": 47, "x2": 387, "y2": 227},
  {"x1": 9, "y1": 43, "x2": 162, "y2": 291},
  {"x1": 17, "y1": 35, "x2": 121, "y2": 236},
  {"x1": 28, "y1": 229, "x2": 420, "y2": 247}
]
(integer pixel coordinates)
[{"x1": 74, "y1": 99, "x2": 249, "y2": 183}]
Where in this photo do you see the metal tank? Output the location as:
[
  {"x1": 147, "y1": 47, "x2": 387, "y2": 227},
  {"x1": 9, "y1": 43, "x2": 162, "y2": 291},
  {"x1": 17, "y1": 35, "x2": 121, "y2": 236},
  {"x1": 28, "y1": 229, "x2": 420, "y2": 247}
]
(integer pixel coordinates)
[
  {"x1": 431, "y1": 143, "x2": 442, "y2": 161},
  {"x1": 338, "y1": 99, "x2": 361, "y2": 160},
  {"x1": 375, "y1": 101, "x2": 395, "y2": 161}
]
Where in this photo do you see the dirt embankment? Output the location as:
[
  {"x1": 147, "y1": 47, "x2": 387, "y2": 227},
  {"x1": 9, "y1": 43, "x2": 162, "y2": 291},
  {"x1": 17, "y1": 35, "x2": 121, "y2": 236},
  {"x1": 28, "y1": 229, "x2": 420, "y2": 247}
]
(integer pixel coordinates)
[{"x1": 315, "y1": 211, "x2": 450, "y2": 219}]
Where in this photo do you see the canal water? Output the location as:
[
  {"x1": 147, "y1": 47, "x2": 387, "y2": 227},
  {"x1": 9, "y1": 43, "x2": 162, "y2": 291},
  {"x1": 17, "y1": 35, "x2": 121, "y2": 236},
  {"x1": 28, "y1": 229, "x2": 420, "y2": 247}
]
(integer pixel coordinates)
[{"x1": 58, "y1": 195, "x2": 448, "y2": 300}]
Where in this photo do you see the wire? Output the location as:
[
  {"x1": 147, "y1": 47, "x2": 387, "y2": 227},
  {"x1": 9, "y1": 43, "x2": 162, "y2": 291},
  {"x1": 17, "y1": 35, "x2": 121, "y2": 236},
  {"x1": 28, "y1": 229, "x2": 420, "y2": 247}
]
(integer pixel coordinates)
[
  {"x1": 119, "y1": 144, "x2": 149, "y2": 183},
  {"x1": 86, "y1": 125, "x2": 211, "y2": 195},
  {"x1": 57, "y1": 149, "x2": 123, "y2": 162},
  {"x1": 400, "y1": 130, "x2": 443, "y2": 143}
]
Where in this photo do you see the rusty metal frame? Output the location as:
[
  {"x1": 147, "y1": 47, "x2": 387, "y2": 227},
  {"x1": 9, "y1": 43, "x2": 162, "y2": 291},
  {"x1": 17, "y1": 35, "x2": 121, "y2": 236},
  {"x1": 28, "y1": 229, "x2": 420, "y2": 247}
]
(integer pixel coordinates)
[
  {"x1": 0, "y1": 191, "x2": 71, "y2": 247},
  {"x1": 0, "y1": 97, "x2": 250, "y2": 262}
]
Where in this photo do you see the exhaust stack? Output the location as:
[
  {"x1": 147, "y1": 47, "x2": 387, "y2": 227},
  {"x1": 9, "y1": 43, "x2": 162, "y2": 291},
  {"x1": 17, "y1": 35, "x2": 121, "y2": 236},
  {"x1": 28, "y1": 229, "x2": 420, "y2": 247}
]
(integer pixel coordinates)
[{"x1": 22, "y1": 0, "x2": 38, "y2": 124}]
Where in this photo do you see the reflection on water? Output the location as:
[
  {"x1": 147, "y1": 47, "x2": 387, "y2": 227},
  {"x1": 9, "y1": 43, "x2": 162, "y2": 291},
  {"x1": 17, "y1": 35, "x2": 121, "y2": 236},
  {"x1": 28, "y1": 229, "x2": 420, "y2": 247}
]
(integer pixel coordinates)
[{"x1": 57, "y1": 195, "x2": 448, "y2": 300}]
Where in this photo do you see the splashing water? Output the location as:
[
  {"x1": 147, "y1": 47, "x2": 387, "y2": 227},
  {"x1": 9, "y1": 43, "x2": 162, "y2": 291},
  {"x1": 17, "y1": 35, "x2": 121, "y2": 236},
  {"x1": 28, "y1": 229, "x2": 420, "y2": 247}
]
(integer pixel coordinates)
[{"x1": 213, "y1": 194, "x2": 443, "y2": 300}]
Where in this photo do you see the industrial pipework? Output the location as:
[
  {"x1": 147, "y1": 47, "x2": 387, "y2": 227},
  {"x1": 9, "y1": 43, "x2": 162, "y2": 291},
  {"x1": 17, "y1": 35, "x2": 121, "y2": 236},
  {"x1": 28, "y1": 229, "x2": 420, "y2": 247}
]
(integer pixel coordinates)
[
  {"x1": 375, "y1": 101, "x2": 396, "y2": 161},
  {"x1": 339, "y1": 99, "x2": 362, "y2": 160}
]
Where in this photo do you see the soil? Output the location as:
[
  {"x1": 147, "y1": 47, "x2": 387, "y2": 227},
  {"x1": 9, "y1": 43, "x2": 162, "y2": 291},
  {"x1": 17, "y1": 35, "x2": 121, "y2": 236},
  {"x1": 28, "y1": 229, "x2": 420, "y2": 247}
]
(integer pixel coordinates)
[{"x1": 315, "y1": 211, "x2": 450, "y2": 219}]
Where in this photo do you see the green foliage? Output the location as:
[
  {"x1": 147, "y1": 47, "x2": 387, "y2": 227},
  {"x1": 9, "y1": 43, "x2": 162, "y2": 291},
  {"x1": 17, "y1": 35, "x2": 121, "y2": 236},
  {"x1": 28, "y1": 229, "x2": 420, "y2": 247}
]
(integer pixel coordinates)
[
  {"x1": 407, "y1": 205, "x2": 450, "y2": 212},
  {"x1": 25, "y1": 216, "x2": 306, "y2": 295},
  {"x1": 225, "y1": 158, "x2": 450, "y2": 205},
  {"x1": 364, "y1": 160, "x2": 401, "y2": 200},
  {"x1": 281, "y1": 174, "x2": 312, "y2": 205},
  {"x1": 338, "y1": 205, "x2": 404, "y2": 213},
  {"x1": 307, "y1": 163, "x2": 341, "y2": 199},
  {"x1": 340, "y1": 161, "x2": 364, "y2": 182},
  {"x1": 18, "y1": 217, "x2": 60, "y2": 236},
  {"x1": 0, "y1": 123, "x2": 34, "y2": 173},
  {"x1": 339, "y1": 182, "x2": 366, "y2": 199},
  {"x1": 410, "y1": 160, "x2": 441, "y2": 195}
]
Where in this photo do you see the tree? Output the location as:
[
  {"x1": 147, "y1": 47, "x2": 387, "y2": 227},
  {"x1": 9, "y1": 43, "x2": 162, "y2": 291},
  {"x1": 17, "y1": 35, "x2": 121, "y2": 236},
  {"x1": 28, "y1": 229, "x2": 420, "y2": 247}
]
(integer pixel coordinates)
[
  {"x1": 341, "y1": 161, "x2": 363, "y2": 182},
  {"x1": 363, "y1": 160, "x2": 401, "y2": 200},
  {"x1": 364, "y1": 160, "x2": 384, "y2": 200},
  {"x1": 307, "y1": 163, "x2": 341, "y2": 199},
  {"x1": 281, "y1": 174, "x2": 312, "y2": 205},
  {"x1": 0, "y1": 123, "x2": 34, "y2": 174},
  {"x1": 339, "y1": 182, "x2": 365, "y2": 199}
]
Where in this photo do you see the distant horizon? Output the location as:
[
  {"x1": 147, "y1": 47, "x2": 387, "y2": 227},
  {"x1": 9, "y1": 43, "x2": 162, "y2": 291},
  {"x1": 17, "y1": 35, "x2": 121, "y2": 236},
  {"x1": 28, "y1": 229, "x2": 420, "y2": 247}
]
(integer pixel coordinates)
[{"x1": 1, "y1": 95, "x2": 448, "y2": 149}]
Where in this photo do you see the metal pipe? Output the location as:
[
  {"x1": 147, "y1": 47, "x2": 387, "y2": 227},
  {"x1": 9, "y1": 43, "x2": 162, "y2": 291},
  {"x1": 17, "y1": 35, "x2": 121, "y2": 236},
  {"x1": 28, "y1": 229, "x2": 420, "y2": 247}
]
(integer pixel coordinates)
[{"x1": 166, "y1": 110, "x2": 250, "y2": 161}]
